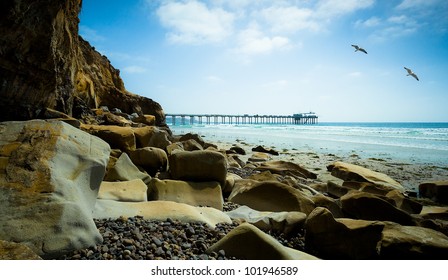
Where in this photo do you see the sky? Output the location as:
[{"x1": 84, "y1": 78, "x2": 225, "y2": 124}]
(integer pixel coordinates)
[{"x1": 79, "y1": 0, "x2": 448, "y2": 122}]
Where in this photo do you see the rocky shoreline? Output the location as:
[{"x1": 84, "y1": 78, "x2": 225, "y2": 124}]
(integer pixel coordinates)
[
  {"x1": 1, "y1": 0, "x2": 448, "y2": 261},
  {"x1": 1, "y1": 117, "x2": 448, "y2": 260}
]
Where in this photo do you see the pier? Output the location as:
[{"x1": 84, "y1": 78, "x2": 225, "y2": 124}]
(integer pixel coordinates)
[{"x1": 165, "y1": 113, "x2": 318, "y2": 125}]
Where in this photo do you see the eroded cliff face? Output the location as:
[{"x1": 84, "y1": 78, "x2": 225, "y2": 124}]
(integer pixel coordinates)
[{"x1": 0, "y1": 0, "x2": 166, "y2": 127}]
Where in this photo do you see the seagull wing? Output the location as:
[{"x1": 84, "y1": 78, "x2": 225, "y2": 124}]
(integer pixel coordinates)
[
  {"x1": 404, "y1": 67, "x2": 412, "y2": 74},
  {"x1": 411, "y1": 73, "x2": 419, "y2": 81},
  {"x1": 359, "y1": 48, "x2": 368, "y2": 54},
  {"x1": 351, "y1": 44, "x2": 359, "y2": 50}
]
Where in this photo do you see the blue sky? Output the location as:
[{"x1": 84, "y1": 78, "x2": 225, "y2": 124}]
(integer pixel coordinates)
[{"x1": 79, "y1": 0, "x2": 448, "y2": 122}]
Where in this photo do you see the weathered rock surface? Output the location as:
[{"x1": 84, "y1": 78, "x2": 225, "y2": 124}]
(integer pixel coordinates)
[
  {"x1": 340, "y1": 191, "x2": 415, "y2": 225},
  {"x1": 229, "y1": 180, "x2": 315, "y2": 214},
  {"x1": 98, "y1": 179, "x2": 148, "y2": 202},
  {"x1": 252, "y1": 145, "x2": 279, "y2": 155},
  {"x1": 80, "y1": 124, "x2": 136, "y2": 151},
  {"x1": 0, "y1": 240, "x2": 42, "y2": 260},
  {"x1": 169, "y1": 150, "x2": 227, "y2": 186},
  {"x1": 255, "y1": 160, "x2": 318, "y2": 179},
  {"x1": 379, "y1": 222, "x2": 448, "y2": 259},
  {"x1": 128, "y1": 147, "x2": 168, "y2": 176},
  {"x1": 0, "y1": 120, "x2": 110, "y2": 257},
  {"x1": 206, "y1": 223, "x2": 318, "y2": 260},
  {"x1": 328, "y1": 161, "x2": 405, "y2": 192},
  {"x1": 93, "y1": 200, "x2": 231, "y2": 227},
  {"x1": 419, "y1": 181, "x2": 448, "y2": 204},
  {"x1": 226, "y1": 206, "x2": 307, "y2": 235},
  {"x1": 147, "y1": 178, "x2": 224, "y2": 210},
  {"x1": 305, "y1": 207, "x2": 385, "y2": 259},
  {"x1": 103, "y1": 152, "x2": 151, "y2": 183},
  {"x1": 0, "y1": 0, "x2": 167, "y2": 128}
]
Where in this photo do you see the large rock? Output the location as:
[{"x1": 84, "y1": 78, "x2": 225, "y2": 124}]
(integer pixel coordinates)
[
  {"x1": 206, "y1": 223, "x2": 319, "y2": 260},
  {"x1": 328, "y1": 161, "x2": 405, "y2": 192},
  {"x1": 103, "y1": 152, "x2": 151, "y2": 183},
  {"x1": 255, "y1": 160, "x2": 317, "y2": 179},
  {"x1": 80, "y1": 124, "x2": 136, "y2": 151},
  {"x1": 229, "y1": 180, "x2": 315, "y2": 214},
  {"x1": 340, "y1": 191, "x2": 415, "y2": 225},
  {"x1": 98, "y1": 179, "x2": 148, "y2": 202},
  {"x1": 0, "y1": 0, "x2": 167, "y2": 127},
  {"x1": 147, "y1": 179, "x2": 224, "y2": 210},
  {"x1": 0, "y1": 240, "x2": 42, "y2": 260},
  {"x1": 128, "y1": 147, "x2": 168, "y2": 176},
  {"x1": 132, "y1": 126, "x2": 172, "y2": 150},
  {"x1": 419, "y1": 181, "x2": 448, "y2": 204},
  {"x1": 93, "y1": 200, "x2": 231, "y2": 228},
  {"x1": 0, "y1": 120, "x2": 110, "y2": 257},
  {"x1": 305, "y1": 207, "x2": 385, "y2": 259},
  {"x1": 169, "y1": 150, "x2": 227, "y2": 186},
  {"x1": 226, "y1": 206, "x2": 307, "y2": 235},
  {"x1": 379, "y1": 222, "x2": 448, "y2": 259}
]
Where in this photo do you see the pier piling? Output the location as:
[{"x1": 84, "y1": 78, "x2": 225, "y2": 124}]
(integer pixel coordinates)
[{"x1": 165, "y1": 113, "x2": 318, "y2": 125}]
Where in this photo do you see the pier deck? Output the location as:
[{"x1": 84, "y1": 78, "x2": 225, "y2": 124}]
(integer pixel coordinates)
[{"x1": 165, "y1": 113, "x2": 318, "y2": 125}]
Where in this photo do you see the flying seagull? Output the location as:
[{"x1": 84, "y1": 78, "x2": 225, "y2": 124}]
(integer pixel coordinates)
[
  {"x1": 351, "y1": 44, "x2": 367, "y2": 54},
  {"x1": 404, "y1": 67, "x2": 419, "y2": 81}
]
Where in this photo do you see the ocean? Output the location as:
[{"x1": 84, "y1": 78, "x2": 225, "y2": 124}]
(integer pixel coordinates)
[{"x1": 169, "y1": 122, "x2": 448, "y2": 167}]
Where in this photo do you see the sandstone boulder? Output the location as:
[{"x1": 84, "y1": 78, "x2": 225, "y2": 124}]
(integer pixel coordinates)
[
  {"x1": 419, "y1": 181, "x2": 448, "y2": 204},
  {"x1": 133, "y1": 114, "x2": 156, "y2": 126},
  {"x1": 0, "y1": 240, "x2": 42, "y2": 260},
  {"x1": 248, "y1": 152, "x2": 271, "y2": 162},
  {"x1": 147, "y1": 128, "x2": 172, "y2": 150},
  {"x1": 226, "y1": 206, "x2": 307, "y2": 235},
  {"x1": 180, "y1": 139, "x2": 204, "y2": 151},
  {"x1": 206, "y1": 223, "x2": 318, "y2": 260},
  {"x1": 98, "y1": 179, "x2": 148, "y2": 202},
  {"x1": 385, "y1": 190, "x2": 422, "y2": 214},
  {"x1": 166, "y1": 142, "x2": 184, "y2": 155},
  {"x1": 81, "y1": 124, "x2": 136, "y2": 152},
  {"x1": 379, "y1": 222, "x2": 448, "y2": 259},
  {"x1": 103, "y1": 152, "x2": 151, "y2": 183},
  {"x1": 179, "y1": 133, "x2": 206, "y2": 147},
  {"x1": 255, "y1": 160, "x2": 317, "y2": 179},
  {"x1": 229, "y1": 145, "x2": 246, "y2": 155},
  {"x1": 147, "y1": 179, "x2": 223, "y2": 210},
  {"x1": 340, "y1": 191, "x2": 414, "y2": 225},
  {"x1": 229, "y1": 180, "x2": 315, "y2": 214},
  {"x1": 93, "y1": 200, "x2": 231, "y2": 228},
  {"x1": 132, "y1": 126, "x2": 156, "y2": 148},
  {"x1": 311, "y1": 194, "x2": 344, "y2": 218},
  {"x1": 328, "y1": 161, "x2": 405, "y2": 192},
  {"x1": 305, "y1": 207, "x2": 385, "y2": 259},
  {"x1": 0, "y1": 120, "x2": 110, "y2": 257},
  {"x1": 169, "y1": 150, "x2": 227, "y2": 186},
  {"x1": 128, "y1": 147, "x2": 168, "y2": 176},
  {"x1": 252, "y1": 145, "x2": 279, "y2": 155}
]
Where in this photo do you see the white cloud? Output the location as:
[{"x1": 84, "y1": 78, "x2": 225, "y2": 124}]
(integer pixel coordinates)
[
  {"x1": 257, "y1": 6, "x2": 319, "y2": 33},
  {"x1": 315, "y1": 0, "x2": 375, "y2": 18},
  {"x1": 355, "y1": 16, "x2": 382, "y2": 28},
  {"x1": 235, "y1": 25, "x2": 291, "y2": 55},
  {"x1": 156, "y1": 0, "x2": 235, "y2": 44}
]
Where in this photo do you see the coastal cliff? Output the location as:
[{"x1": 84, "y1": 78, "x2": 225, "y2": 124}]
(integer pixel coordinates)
[{"x1": 0, "y1": 0, "x2": 166, "y2": 127}]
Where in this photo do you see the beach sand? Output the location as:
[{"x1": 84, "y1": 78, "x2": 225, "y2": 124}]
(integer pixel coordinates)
[{"x1": 210, "y1": 138, "x2": 448, "y2": 194}]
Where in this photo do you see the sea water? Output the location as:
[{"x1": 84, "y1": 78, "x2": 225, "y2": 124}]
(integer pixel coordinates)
[{"x1": 170, "y1": 122, "x2": 448, "y2": 167}]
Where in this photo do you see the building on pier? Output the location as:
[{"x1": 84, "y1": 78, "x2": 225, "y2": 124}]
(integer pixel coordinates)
[{"x1": 165, "y1": 113, "x2": 318, "y2": 125}]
